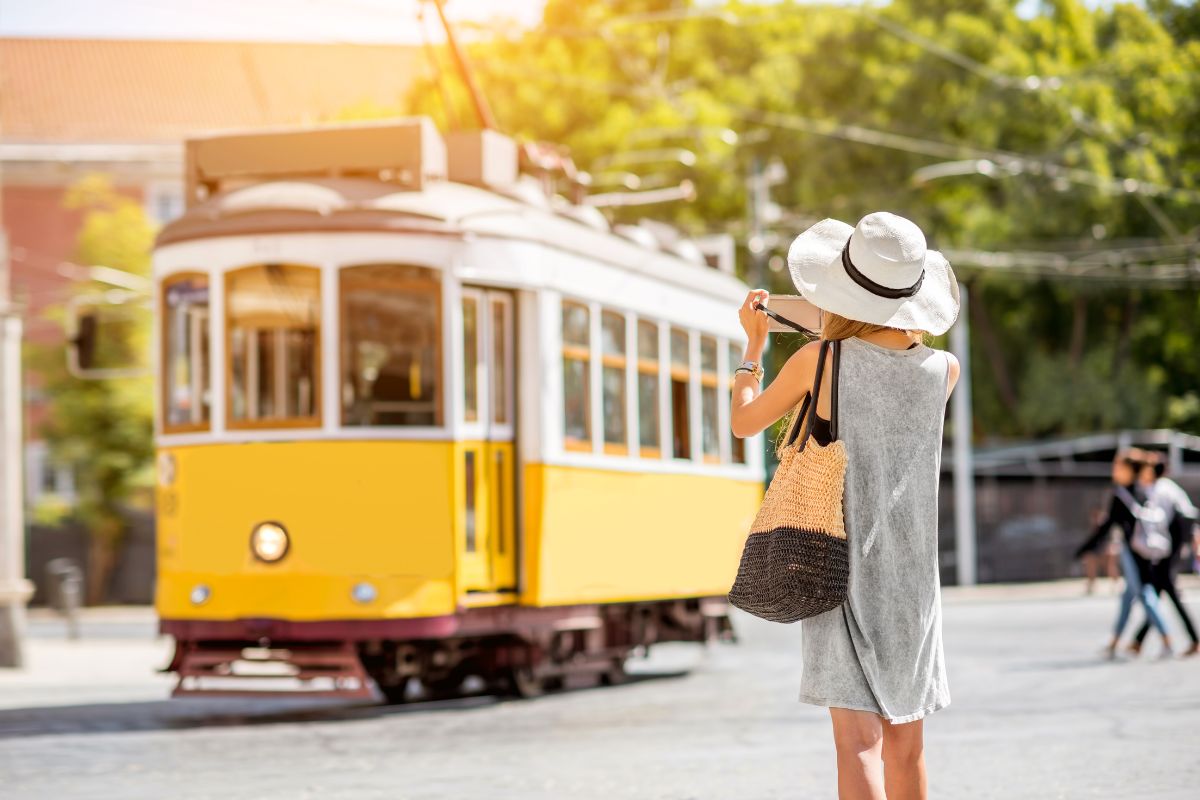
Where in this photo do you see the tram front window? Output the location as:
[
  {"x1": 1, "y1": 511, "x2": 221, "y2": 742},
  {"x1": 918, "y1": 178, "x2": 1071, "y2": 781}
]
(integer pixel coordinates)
[
  {"x1": 162, "y1": 273, "x2": 210, "y2": 430},
  {"x1": 340, "y1": 264, "x2": 441, "y2": 427},
  {"x1": 227, "y1": 264, "x2": 320, "y2": 427}
]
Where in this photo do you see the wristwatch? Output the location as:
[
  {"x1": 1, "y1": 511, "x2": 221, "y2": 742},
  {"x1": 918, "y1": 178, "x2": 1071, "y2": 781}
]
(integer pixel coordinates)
[{"x1": 735, "y1": 360, "x2": 764, "y2": 381}]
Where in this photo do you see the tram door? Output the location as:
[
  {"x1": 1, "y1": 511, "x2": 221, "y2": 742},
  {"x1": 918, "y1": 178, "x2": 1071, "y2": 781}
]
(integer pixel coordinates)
[{"x1": 460, "y1": 288, "x2": 517, "y2": 593}]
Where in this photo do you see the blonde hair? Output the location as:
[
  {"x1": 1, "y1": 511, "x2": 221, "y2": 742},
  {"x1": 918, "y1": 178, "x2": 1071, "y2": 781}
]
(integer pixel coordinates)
[
  {"x1": 820, "y1": 311, "x2": 926, "y2": 345},
  {"x1": 772, "y1": 312, "x2": 926, "y2": 452}
]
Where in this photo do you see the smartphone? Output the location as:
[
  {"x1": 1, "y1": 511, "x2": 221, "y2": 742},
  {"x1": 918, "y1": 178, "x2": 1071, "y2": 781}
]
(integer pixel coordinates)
[{"x1": 755, "y1": 295, "x2": 822, "y2": 334}]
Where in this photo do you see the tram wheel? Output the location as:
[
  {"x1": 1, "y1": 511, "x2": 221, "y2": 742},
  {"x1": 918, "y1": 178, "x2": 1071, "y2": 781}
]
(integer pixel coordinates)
[
  {"x1": 600, "y1": 657, "x2": 628, "y2": 686},
  {"x1": 423, "y1": 673, "x2": 465, "y2": 702},
  {"x1": 379, "y1": 678, "x2": 412, "y2": 705},
  {"x1": 502, "y1": 666, "x2": 545, "y2": 699}
]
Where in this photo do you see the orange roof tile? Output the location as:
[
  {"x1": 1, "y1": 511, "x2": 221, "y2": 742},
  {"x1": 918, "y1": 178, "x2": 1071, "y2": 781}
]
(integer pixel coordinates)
[{"x1": 0, "y1": 38, "x2": 427, "y2": 142}]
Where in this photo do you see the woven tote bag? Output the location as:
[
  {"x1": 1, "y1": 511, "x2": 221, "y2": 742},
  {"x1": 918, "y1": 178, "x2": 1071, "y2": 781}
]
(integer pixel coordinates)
[{"x1": 728, "y1": 339, "x2": 849, "y2": 623}]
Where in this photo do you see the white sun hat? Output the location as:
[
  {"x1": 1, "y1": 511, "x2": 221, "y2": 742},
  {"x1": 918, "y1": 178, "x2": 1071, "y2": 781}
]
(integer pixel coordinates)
[{"x1": 786, "y1": 212, "x2": 960, "y2": 336}]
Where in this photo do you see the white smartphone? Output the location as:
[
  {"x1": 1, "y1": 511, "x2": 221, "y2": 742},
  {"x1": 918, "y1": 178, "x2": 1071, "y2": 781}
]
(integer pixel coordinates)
[{"x1": 756, "y1": 295, "x2": 822, "y2": 334}]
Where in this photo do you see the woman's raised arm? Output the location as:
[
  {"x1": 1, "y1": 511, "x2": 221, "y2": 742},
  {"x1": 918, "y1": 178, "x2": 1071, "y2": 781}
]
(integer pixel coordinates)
[{"x1": 729, "y1": 290, "x2": 818, "y2": 438}]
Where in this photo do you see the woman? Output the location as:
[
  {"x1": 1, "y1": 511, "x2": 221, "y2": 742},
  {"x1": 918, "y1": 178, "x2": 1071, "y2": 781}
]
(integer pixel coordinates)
[
  {"x1": 1074, "y1": 450, "x2": 1173, "y2": 657},
  {"x1": 730, "y1": 213, "x2": 961, "y2": 800},
  {"x1": 1128, "y1": 454, "x2": 1195, "y2": 655}
]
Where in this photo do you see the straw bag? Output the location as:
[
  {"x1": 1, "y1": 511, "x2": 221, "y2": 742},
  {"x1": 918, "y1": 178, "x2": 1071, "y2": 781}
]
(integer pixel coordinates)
[{"x1": 728, "y1": 339, "x2": 849, "y2": 623}]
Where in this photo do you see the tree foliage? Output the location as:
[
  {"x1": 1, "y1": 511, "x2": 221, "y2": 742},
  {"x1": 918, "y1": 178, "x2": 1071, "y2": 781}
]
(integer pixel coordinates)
[
  {"x1": 405, "y1": 0, "x2": 1200, "y2": 441},
  {"x1": 29, "y1": 175, "x2": 155, "y2": 602}
]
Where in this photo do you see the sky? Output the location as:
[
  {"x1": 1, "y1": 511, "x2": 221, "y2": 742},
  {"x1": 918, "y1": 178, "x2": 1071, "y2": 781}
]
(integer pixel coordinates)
[
  {"x1": 0, "y1": 0, "x2": 1121, "y2": 43},
  {"x1": 0, "y1": 0, "x2": 550, "y2": 44}
]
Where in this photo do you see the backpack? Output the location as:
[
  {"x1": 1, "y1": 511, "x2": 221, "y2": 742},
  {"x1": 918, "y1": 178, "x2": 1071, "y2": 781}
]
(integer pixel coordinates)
[{"x1": 1114, "y1": 486, "x2": 1173, "y2": 563}]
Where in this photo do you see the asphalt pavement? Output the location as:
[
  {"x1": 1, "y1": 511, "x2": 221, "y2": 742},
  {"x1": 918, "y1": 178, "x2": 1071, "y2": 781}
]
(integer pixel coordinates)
[{"x1": 1, "y1": 579, "x2": 1198, "y2": 800}]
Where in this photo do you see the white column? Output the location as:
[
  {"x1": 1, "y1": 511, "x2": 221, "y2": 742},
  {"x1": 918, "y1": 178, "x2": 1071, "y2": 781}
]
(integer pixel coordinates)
[
  {"x1": 209, "y1": 269, "x2": 226, "y2": 433},
  {"x1": 0, "y1": 309, "x2": 34, "y2": 667},
  {"x1": 657, "y1": 322, "x2": 671, "y2": 460},
  {"x1": 444, "y1": 271, "x2": 463, "y2": 439},
  {"x1": 716, "y1": 337, "x2": 732, "y2": 464},
  {"x1": 688, "y1": 330, "x2": 702, "y2": 463},
  {"x1": 321, "y1": 264, "x2": 339, "y2": 432},
  {"x1": 624, "y1": 313, "x2": 638, "y2": 457},
  {"x1": 950, "y1": 285, "x2": 977, "y2": 586},
  {"x1": 588, "y1": 301, "x2": 602, "y2": 454}
]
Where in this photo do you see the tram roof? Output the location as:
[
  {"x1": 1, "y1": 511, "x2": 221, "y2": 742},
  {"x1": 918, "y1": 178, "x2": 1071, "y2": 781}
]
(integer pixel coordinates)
[{"x1": 156, "y1": 177, "x2": 749, "y2": 299}]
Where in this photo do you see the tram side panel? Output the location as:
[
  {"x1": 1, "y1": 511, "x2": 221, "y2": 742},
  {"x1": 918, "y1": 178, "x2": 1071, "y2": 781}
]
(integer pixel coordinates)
[
  {"x1": 156, "y1": 440, "x2": 459, "y2": 623},
  {"x1": 520, "y1": 462, "x2": 761, "y2": 607}
]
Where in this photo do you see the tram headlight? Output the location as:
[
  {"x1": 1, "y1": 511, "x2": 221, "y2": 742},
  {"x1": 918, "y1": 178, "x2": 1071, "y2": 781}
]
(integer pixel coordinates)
[
  {"x1": 189, "y1": 584, "x2": 211, "y2": 606},
  {"x1": 250, "y1": 521, "x2": 290, "y2": 563},
  {"x1": 351, "y1": 582, "x2": 377, "y2": 604}
]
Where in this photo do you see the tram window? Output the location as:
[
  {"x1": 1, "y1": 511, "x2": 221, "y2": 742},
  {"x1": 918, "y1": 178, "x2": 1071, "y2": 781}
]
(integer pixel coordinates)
[
  {"x1": 491, "y1": 297, "x2": 510, "y2": 426},
  {"x1": 462, "y1": 295, "x2": 479, "y2": 422},
  {"x1": 227, "y1": 264, "x2": 320, "y2": 427},
  {"x1": 464, "y1": 450, "x2": 477, "y2": 552},
  {"x1": 700, "y1": 335, "x2": 720, "y2": 462},
  {"x1": 600, "y1": 310, "x2": 627, "y2": 453},
  {"x1": 728, "y1": 341, "x2": 747, "y2": 464},
  {"x1": 561, "y1": 301, "x2": 591, "y2": 450},
  {"x1": 162, "y1": 273, "x2": 210, "y2": 430},
  {"x1": 636, "y1": 320, "x2": 661, "y2": 456},
  {"x1": 670, "y1": 327, "x2": 691, "y2": 460},
  {"x1": 340, "y1": 264, "x2": 441, "y2": 427}
]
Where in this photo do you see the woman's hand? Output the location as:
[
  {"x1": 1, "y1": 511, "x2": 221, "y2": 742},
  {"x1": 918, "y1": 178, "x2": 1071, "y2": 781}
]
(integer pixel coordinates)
[{"x1": 738, "y1": 289, "x2": 769, "y2": 357}]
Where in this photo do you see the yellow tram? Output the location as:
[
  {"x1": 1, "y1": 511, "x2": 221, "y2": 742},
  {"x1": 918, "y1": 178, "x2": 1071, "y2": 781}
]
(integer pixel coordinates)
[{"x1": 153, "y1": 119, "x2": 764, "y2": 700}]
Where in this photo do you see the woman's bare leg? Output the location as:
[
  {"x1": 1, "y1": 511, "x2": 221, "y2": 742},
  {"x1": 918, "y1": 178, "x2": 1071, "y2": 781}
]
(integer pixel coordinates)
[
  {"x1": 1083, "y1": 552, "x2": 1098, "y2": 594},
  {"x1": 882, "y1": 718, "x2": 927, "y2": 800},
  {"x1": 829, "y1": 708, "x2": 885, "y2": 800}
]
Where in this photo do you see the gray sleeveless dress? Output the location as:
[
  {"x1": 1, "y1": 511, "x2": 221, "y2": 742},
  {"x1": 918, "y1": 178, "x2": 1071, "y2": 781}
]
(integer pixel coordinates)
[{"x1": 798, "y1": 337, "x2": 952, "y2": 724}]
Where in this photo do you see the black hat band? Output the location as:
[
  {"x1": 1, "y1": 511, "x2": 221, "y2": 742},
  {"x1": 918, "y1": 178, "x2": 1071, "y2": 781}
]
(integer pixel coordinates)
[{"x1": 841, "y1": 239, "x2": 924, "y2": 299}]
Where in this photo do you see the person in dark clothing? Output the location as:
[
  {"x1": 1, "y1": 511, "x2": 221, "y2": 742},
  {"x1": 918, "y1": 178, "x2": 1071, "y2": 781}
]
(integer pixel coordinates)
[
  {"x1": 1130, "y1": 456, "x2": 1199, "y2": 657},
  {"x1": 1074, "y1": 450, "x2": 1174, "y2": 658},
  {"x1": 1076, "y1": 507, "x2": 1120, "y2": 595}
]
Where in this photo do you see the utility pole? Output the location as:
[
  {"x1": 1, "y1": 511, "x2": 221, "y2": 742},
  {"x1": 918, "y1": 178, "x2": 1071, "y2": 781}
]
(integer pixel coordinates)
[
  {"x1": 430, "y1": 0, "x2": 497, "y2": 131},
  {"x1": 0, "y1": 142, "x2": 34, "y2": 667},
  {"x1": 949, "y1": 284, "x2": 977, "y2": 586},
  {"x1": 746, "y1": 156, "x2": 786, "y2": 288}
]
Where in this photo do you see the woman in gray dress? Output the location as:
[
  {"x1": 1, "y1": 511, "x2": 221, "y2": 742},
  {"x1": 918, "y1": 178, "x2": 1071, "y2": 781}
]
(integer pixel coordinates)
[{"x1": 730, "y1": 212, "x2": 961, "y2": 800}]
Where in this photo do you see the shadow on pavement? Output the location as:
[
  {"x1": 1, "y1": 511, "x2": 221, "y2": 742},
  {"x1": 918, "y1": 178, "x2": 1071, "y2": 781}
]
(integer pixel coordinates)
[{"x1": 0, "y1": 670, "x2": 689, "y2": 740}]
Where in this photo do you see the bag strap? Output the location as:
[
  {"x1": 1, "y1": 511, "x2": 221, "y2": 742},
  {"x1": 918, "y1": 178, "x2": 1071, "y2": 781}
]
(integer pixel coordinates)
[
  {"x1": 829, "y1": 339, "x2": 841, "y2": 442},
  {"x1": 796, "y1": 340, "x2": 831, "y2": 453}
]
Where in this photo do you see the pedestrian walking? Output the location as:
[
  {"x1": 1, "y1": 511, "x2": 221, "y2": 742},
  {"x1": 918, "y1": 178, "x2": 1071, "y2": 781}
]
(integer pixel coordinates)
[
  {"x1": 1075, "y1": 450, "x2": 1175, "y2": 658},
  {"x1": 1078, "y1": 507, "x2": 1121, "y2": 595},
  {"x1": 730, "y1": 212, "x2": 961, "y2": 800},
  {"x1": 1129, "y1": 454, "x2": 1199, "y2": 656}
]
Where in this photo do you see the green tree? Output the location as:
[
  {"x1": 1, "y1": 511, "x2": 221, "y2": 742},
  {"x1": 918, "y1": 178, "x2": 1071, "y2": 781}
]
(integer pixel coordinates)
[
  {"x1": 404, "y1": 0, "x2": 1200, "y2": 441},
  {"x1": 30, "y1": 175, "x2": 154, "y2": 604}
]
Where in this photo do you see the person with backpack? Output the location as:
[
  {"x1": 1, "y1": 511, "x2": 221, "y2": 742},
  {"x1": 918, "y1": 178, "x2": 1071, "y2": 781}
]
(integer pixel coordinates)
[
  {"x1": 1129, "y1": 453, "x2": 1200, "y2": 657},
  {"x1": 1075, "y1": 450, "x2": 1175, "y2": 658}
]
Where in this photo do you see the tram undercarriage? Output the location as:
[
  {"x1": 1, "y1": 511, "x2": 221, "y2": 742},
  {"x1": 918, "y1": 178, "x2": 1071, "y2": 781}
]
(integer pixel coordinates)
[{"x1": 165, "y1": 598, "x2": 734, "y2": 702}]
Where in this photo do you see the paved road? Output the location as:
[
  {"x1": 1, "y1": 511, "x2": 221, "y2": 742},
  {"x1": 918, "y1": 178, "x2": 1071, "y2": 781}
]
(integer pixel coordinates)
[{"x1": 1, "y1": 580, "x2": 1198, "y2": 800}]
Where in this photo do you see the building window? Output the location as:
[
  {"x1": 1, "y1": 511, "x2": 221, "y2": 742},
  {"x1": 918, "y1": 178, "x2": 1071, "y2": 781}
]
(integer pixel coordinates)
[
  {"x1": 600, "y1": 310, "x2": 628, "y2": 453},
  {"x1": 636, "y1": 320, "x2": 661, "y2": 457},
  {"x1": 670, "y1": 327, "x2": 691, "y2": 460},
  {"x1": 145, "y1": 182, "x2": 185, "y2": 225},
  {"x1": 562, "y1": 301, "x2": 591, "y2": 450},
  {"x1": 700, "y1": 335, "x2": 720, "y2": 462},
  {"x1": 162, "y1": 273, "x2": 210, "y2": 431},
  {"x1": 227, "y1": 264, "x2": 320, "y2": 427},
  {"x1": 728, "y1": 341, "x2": 747, "y2": 464},
  {"x1": 340, "y1": 264, "x2": 441, "y2": 427}
]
